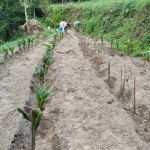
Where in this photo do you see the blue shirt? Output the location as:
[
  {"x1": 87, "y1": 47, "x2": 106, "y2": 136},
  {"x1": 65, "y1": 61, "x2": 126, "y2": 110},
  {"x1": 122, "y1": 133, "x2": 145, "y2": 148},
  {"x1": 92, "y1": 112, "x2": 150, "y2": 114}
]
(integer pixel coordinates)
[{"x1": 76, "y1": 21, "x2": 81, "y2": 24}]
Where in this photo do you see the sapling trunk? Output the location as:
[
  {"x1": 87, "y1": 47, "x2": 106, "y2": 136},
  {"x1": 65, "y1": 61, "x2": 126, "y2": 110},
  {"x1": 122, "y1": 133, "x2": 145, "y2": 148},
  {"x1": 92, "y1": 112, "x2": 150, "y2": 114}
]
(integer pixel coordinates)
[
  {"x1": 122, "y1": 68, "x2": 126, "y2": 95},
  {"x1": 17, "y1": 108, "x2": 42, "y2": 150},
  {"x1": 108, "y1": 62, "x2": 110, "y2": 84},
  {"x1": 134, "y1": 77, "x2": 136, "y2": 113},
  {"x1": 32, "y1": 111, "x2": 35, "y2": 150}
]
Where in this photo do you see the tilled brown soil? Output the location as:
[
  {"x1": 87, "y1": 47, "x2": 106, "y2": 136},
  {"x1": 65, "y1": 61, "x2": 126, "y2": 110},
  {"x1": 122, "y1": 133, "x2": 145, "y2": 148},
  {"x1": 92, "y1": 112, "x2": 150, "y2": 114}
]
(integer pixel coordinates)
[
  {"x1": 0, "y1": 30, "x2": 150, "y2": 150},
  {"x1": 0, "y1": 39, "x2": 48, "y2": 150}
]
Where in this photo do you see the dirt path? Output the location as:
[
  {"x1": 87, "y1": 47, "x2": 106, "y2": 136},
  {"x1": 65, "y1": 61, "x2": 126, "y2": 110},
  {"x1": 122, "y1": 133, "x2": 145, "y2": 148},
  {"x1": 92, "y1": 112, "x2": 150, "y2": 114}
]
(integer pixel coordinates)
[
  {"x1": 35, "y1": 31, "x2": 150, "y2": 150},
  {"x1": 0, "y1": 30, "x2": 150, "y2": 150}
]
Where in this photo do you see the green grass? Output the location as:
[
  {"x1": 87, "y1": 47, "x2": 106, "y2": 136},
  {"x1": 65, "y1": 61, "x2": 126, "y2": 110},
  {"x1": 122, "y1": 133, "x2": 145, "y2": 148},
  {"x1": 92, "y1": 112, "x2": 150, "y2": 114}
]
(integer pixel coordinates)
[{"x1": 44, "y1": 0, "x2": 150, "y2": 59}]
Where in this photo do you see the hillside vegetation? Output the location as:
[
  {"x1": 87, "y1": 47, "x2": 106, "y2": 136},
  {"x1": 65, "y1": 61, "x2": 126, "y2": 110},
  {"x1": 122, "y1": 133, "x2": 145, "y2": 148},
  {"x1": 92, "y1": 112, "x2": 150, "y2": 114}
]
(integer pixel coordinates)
[{"x1": 45, "y1": 0, "x2": 150, "y2": 59}]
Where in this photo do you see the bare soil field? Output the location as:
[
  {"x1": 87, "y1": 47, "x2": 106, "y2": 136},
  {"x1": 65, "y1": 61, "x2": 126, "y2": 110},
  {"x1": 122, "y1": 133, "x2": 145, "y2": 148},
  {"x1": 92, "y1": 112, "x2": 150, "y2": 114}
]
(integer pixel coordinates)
[{"x1": 0, "y1": 30, "x2": 150, "y2": 150}]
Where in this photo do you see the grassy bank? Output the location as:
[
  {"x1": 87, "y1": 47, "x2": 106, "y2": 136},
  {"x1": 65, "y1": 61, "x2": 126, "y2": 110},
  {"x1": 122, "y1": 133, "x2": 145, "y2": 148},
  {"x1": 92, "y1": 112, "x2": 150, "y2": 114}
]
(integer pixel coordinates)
[{"x1": 45, "y1": 0, "x2": 150, "y2": 59}]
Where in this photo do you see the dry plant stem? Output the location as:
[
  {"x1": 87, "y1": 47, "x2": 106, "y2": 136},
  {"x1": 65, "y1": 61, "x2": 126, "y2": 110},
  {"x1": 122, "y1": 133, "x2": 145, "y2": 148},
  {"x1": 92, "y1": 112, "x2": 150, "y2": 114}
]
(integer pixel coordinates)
[
  {"x1": 108, "y1": 62, "x2": 110, "y2": 84},
  {"x1": 122, "y1": 68, "x2": 126, "y2": 95},
  {"x1": 134, "y1": 77, "x2": 136, "y2": 113}
]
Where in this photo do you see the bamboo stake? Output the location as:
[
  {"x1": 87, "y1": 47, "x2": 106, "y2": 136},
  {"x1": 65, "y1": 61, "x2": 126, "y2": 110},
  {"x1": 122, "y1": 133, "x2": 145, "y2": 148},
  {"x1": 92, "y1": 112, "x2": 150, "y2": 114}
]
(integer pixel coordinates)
[
  {"x1": 122, "y1": 68, "x2": 126, "y2": 95},
  {"x1": 108, "y1": 62, "x2": 110, "y2": 84},
  {"x1": 134, "y1": 77, "x2": 136, "y2": 113}
]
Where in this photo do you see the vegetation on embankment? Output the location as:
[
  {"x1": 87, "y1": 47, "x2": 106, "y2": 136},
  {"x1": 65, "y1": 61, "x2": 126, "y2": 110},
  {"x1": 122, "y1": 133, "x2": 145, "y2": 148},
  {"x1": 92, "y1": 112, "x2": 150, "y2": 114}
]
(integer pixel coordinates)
[{"x1": 44, "y1": 0, "x2": 150, "y2": 59}]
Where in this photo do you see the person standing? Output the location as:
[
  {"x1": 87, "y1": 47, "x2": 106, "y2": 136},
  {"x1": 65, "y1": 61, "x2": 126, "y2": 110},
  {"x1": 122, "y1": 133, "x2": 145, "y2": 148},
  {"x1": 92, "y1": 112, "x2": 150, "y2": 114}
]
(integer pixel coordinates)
[
  {"x1": 74, "y1": 21, "x2": 81, "y2": 28},
  {"x1": 59, "y1": 21, "x2": 70, "y2": 34}
]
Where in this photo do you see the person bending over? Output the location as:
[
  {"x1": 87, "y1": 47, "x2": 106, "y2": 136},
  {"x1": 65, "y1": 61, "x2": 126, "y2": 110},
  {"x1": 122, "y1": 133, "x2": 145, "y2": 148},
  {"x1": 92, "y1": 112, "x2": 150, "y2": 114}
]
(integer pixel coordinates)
[
  {"x1": 74, "y1": 21, "x2": 81, "y2": 28},
  {"x1": 59, "y1": 21, "x2": 70, "y2": 34}
]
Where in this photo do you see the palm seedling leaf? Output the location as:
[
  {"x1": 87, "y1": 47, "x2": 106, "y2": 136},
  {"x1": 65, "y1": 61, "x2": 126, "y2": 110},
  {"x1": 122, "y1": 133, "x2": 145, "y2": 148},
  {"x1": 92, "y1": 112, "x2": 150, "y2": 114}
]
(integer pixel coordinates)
[
  {"x1": 44, "y1": 93, "x2": 54, "y2": 99},
  {"x1": 34, "y1": 92, "x2": 41, "y2": 103},
  {"x1": 34, "y1": 110, "x2": 42, "y2": 129},
  {"x1": 43, "y1": 85, "x2": 51, "y2": 95},
  {"x1": 17, "y1": 108, "x2": 31, "y2": 121},
  {"x1": 37, "y1": 83, "x2": 43, "y2": 96}
]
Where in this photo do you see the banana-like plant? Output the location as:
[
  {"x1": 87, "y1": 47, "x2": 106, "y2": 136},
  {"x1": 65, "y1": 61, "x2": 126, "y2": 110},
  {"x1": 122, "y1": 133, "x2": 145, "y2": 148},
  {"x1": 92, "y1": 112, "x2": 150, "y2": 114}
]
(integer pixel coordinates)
[
  {"x1": 41, "y1": 43, "x2": 55, "y2": 52},
  {"x1": 21, "y1": 38, "x2": 27, "y2": 51},
  {"x1": 60, "y1": 32, "x2": 64, "y2": 40},
  {"x1": 126, "y1": 39, "x2": 136, "y2": 55},
  {"x1": 26, "y1": 37, "x2": 31, "y2": 50},
  {"x1": 42, "y1": 56, "x2": 54, "y2": 73},
  {"x1": 8, "y1": 45, "x2": 15, "y2": 55},
  {"x1": 17, "y1": 40, "x2": 22, "y2": 51},
  {"x1": 0, "y1": 40, "x2": 5, "y2": 45},
  {"x1": 42, "y1": 32, "x2": 48, "y2": 40},
  {"x1": 35, "y1": 33, "x2": 40, "y2": 42},
  {"x1": 143, "y1": 51, "x2": 150, "y2": 65},
  {"x1": 115, "y1": 40, "x2": 119, "y2": 49},
  {"x1": 17, "y1": 108, "x2": 42, "y2": 150},
  {"x1": 30, "y1": 37, "x2": 35, "y2": 45},
  {"x1": 2, "y1": 47, "x2": 9, "y2": 61},
  {"x1": 34, "y1": 83, "x2": 54, "y2": 111},
  {"x1": 35, "y1": 66, "x2": 45, "y2": 85},
  {"x1": 50, "y1": 38, "x2": 56, "y2": 50},
  {"x1": 143, "y1": 51, "x2": 150, "y2": 60},
  {"x1": 53, "y1": 33, "x2": 58, "y2": 42}
]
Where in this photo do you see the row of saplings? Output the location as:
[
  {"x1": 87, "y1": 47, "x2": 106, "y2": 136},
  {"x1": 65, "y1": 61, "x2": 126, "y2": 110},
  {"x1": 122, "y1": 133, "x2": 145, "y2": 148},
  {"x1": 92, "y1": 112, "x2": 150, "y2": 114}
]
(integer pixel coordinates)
[
  {"x1": 17, "y1": 32, "x2": 59, "y2": 150},
  {"x1": 1, "y1": 33, "x2": 48, "y2": 61}
]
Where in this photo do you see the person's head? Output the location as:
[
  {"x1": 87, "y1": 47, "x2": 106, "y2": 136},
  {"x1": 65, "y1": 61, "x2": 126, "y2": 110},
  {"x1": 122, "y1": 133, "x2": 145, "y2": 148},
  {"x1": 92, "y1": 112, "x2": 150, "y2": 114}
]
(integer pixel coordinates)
[{"x1": 67, "y1": 23, "x2": 70, "y2": 27}]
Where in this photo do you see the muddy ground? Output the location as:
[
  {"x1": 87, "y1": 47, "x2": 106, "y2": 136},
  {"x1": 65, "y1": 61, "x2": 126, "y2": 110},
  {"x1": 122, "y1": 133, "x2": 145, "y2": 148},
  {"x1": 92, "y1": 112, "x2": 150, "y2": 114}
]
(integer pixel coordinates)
[{"x1": 0, "y1": 30, "x2": 150, "y2": 150}]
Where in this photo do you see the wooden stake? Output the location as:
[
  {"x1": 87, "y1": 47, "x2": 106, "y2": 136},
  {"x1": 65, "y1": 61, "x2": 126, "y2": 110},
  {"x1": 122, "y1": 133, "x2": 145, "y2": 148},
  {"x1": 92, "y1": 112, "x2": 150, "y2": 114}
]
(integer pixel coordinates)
[
  {"x1": 98, "y1": 52, "x2": 100, "y2": 71},
  {"x1": 120, "y1": 69, "x2": 122, "y2": 93},
  {"x1": 84, "y1": 38, "x2": 86, "y2": 53},
  {"x1": 144, "y1": 59, "x2": 146, "y2": 65},
  {"x1": 108, "y1": 62, "x2": 110, "y2": 83},
  {"x1": 134, "y1": 77, "x2": 136, "y2": 113},
  {"x1": 122, "y1": 68, "x2": 126, "y2": 95}
]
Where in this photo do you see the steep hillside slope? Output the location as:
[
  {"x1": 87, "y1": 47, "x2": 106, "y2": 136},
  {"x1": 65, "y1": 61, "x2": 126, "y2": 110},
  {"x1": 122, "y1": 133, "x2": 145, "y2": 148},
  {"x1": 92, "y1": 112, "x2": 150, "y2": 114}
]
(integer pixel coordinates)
[{"x1": 45, "y1": 0, "x2": 150, "y2": 58}]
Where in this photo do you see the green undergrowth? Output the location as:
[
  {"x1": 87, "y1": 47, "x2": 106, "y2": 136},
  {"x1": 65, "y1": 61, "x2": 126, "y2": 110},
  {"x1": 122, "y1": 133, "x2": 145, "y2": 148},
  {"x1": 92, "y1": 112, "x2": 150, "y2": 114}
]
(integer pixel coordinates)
[{"x1": 44, "y1": 0, "x2": 150, "y2": 60}]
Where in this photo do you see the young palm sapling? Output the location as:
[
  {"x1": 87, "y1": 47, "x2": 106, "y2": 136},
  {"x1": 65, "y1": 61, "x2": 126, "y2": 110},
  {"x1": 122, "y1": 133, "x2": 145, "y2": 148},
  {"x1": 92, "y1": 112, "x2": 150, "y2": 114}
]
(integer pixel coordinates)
[
  {"x1": 34, "y1": 83, "x2": 54, "y2": 111},
  {"x1": 17, "y1": 108, "x2": 42, "y2": 150}
]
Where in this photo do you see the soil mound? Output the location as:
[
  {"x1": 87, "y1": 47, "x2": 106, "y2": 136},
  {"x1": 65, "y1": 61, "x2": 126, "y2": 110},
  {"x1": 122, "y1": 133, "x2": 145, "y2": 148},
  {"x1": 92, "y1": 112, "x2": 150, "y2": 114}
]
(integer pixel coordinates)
[{"x1": 20, "y1": 19, "x2": 44, "y2": 35}]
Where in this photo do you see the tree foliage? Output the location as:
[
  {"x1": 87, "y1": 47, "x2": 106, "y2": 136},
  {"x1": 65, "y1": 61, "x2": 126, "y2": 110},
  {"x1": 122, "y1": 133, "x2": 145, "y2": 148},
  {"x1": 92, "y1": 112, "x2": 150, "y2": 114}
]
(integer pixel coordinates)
[{"x1": 0, "y1": 0, "x2": 25, "y2": 41}]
